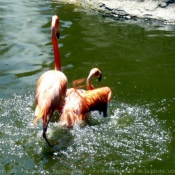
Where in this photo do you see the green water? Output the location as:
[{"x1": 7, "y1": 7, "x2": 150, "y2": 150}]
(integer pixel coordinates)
[{"x1": 0, "y1": 0, "x2": 175, "y2": 174}]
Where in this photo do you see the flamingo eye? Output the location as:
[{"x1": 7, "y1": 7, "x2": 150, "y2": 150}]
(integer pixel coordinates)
[
  {"x1": 95, "y1": 71, "x2": 99, "y2": 76},
  {"x1": 95, "y1": 71, "x2": 102, "y2": 77}
]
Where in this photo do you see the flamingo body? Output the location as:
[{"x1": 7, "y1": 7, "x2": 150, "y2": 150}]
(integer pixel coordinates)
[
  {"x1": 83, "y1": 86, "x2": 111, "y2": 117},
  {"x1": 59, "y1": 88, "x2": 89, "y2": 127},
  {"x1": 34, "y1": 70, "x2": 67, "y2": 126}
]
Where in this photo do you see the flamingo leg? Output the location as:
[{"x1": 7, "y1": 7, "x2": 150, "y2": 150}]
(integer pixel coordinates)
[
  {"x1": 103, "y1": 103, "x2": 108, "y2": 117},
  {"x1": 43, "y1": 127, "x2": 52, "y2": 147},
  {"x1": 98, "y1": 103, "x2": 108, "y2": 117},
  {"x1": 42, "y1": 110, "x2": 54, "y2": 147}
]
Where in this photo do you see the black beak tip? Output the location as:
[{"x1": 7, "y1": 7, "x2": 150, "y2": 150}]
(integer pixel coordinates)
[
  {"x1": 98, "y1": 72, "x2": 102, "y2": 82},
  {"x1": 56, "y1": 33, "x2": 60, "y2": 39}
]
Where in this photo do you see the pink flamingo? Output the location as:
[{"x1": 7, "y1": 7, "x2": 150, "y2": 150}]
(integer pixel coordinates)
[
  {"x1": 32, "y1": 15, "x2": 68, "y2": 146},
  {"x1": 83, "y1": 68, "x2": 112, "y2": 117},
  {"x1": 59, "y1": 68, "x2": 111, "y2": 127}
]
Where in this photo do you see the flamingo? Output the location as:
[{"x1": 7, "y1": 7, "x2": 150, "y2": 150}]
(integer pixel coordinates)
[
  {"x1": 58, "y1": 68, "x2": 102, "y2": 127},
  {"x1": 83, "y1": 68, "x2": 112, "y2": 117},
  {"x1": 32, "y1": 15, "x2": 68, "y2": 146},
  {"x1": 59, "y1": 68, "x2": 111, "y2": 127}
]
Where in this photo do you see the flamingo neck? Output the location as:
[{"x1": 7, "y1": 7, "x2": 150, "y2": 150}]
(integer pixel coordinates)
[
  {"x1": 51, "y1": 26, "x2": 61, "y2": 71},
  {"x1": 86, "y1": 74, "x2": 94, "y2": 90}
]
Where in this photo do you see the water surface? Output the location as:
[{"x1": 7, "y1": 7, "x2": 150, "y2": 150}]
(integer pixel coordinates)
[{"x1": 0, "y1": 0, "x2": 175, "y2": 174}]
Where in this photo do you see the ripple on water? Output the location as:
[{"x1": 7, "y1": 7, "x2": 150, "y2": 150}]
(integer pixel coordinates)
[{"x1": 0, "y1": 94, "x2": 171, "y2": 174}]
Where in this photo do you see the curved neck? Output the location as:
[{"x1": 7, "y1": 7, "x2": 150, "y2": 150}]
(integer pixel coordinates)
[
  {"x1": 86, "y1": 68, "x2": 102, "y2": 90},
  {"x1": 86, "y1": 74, "x2": 94, "y2": 90},
  {"x1": 51, "y1": 17, "x2": 61, "y2": 71}
]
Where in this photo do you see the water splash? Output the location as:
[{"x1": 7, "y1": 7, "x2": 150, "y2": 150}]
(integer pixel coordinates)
[
  {"x1": 0, "y1": 94, "x2": 171, "y2": 174},
  {"x1": 50, "y1": 102, "x2": 171, "y2": 173}
]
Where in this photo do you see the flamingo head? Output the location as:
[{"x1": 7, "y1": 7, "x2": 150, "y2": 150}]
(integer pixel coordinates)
[
  {"x1": 90, "y1": 68, "x2": 102, "y2": 82},
  {"x1": 51, "y1": 15, "x2": 60, "y2": 39}
]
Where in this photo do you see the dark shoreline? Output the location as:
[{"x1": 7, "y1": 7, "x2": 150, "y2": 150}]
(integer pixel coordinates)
[{"x1": 59, "y1": 0, "x2": 175, "y2": 25}]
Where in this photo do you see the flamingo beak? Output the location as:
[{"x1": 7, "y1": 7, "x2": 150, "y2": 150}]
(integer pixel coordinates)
[
  {"x1": 56, "y1": 32, "x2": 60, "y2": 39},
  {"x1": 98, "y1": 72, "x2": 102, "y2": 82}
]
